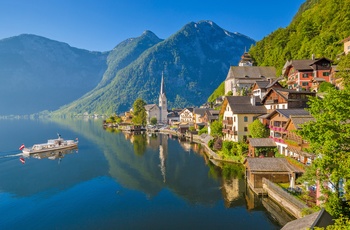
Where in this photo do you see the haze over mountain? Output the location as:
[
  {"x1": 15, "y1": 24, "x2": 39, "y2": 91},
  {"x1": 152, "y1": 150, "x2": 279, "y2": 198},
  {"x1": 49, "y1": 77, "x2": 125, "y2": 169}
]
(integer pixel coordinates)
[
  {"x1": 0, "y1": 34, "x2": 108, "y2": 115},
  {"x1": 56, "y1": 20, "x2": 255, "y2": 115},
  {"x1": 0, "y1": 21, "x2": 255, "y2": 116}
]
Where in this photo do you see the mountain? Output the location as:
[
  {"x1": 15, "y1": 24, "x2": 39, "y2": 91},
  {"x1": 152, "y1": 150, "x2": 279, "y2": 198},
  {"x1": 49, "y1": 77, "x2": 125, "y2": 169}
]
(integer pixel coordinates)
[
  {"x1": 0, "y1": 34, "x2": 108, "y2": 115},
  {"x1": 249, "y1": 0, "x2": 350, "y2": 74},
  {"x1": 55, "y1": 20, "x2": 255, "y2": 115}
]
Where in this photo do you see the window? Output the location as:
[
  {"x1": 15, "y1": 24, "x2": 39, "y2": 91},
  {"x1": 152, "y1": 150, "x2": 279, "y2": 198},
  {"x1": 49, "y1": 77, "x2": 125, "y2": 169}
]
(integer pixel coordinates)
[
  {"x1": 322, "y1": 62, "x2": 329, "y2": 67},
  {"x1": 302, "y1": 82, "x2": 309, "y2": 86},
  {"x1": 244, "y1": 127, "x2": 248, "y2": 132},
  {"x1": 302, "y1": 73, "x2": 309, "y2": 78},
  {"x1": 323, "y1": 72, "x2": 330, "y2": 76},
  {"x1": 244, "y1": 116, "x2": 248, "y2": 122}
]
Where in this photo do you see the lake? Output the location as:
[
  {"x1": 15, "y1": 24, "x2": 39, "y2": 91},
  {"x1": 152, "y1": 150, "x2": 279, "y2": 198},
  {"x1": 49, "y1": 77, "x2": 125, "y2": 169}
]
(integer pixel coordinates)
[{"x1": 0, "y1": 118, "x2": 291, "y2": 229}]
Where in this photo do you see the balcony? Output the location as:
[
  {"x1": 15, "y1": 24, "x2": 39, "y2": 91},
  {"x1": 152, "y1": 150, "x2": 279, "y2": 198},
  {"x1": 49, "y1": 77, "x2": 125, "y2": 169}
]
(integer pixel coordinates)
[
  {"x1": 223, "y1": 119, "x2": 233, "y2": 125},
  {"x1": 222, "y1": 129, "x2": 237, "y2": 135}
]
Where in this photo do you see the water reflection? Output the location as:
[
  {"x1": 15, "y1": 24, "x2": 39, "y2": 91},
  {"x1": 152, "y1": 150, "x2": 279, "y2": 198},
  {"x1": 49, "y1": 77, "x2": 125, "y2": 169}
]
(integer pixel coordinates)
[
  {"x1": 28, "y1": 148, "x2": 78, "y2": 162},
  {"x1": 52, "y1": 118, "x2": 291, "y2": 227}
]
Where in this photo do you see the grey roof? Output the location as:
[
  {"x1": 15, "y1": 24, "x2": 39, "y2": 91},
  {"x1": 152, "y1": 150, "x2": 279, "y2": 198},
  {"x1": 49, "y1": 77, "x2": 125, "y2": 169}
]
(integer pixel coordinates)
[
  {"x1": 265, "y1": 109, "x2": 310, "y2": 119},
  {"x1": 289, "y1": 115, "x2": 315, "y2": 129},
  {"x1": 144, "y1": 104, "x2": 158, "y2": 111},
  {"x1": 245, "y1": 158, "x2": 303, "y2": 173},
  {"x1": 281, "y1": 209, "x2": 334, "y2": 230},
  {"x1": 226, "y1": 96, "x2": 267, "y2": 114},
  {"x1": 248, "y1": 138, "x2": 276, "y2": 147},
  {"x1": 193, "y1": 108, "x2": 208, "y2": 116},
  {"x1": 282, "y1": 58, "x2": 333, "y2": 75},
  {"x1": 226, "y1": 66, "x2": 277, "y2": 80}
]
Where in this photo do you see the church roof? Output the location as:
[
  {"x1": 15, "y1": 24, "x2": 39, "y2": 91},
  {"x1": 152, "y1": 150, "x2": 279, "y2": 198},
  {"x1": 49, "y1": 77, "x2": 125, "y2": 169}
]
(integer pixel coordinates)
[{"x1": 226, "y1": 66, "x2": 277, "y2": 80}]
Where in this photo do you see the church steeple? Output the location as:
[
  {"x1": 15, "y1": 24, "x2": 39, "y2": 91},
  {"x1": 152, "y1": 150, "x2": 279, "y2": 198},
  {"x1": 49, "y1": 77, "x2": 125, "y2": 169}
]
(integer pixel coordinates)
[
  {"x1": 158, "y1": 72, "x2": 168, "y2": 124},
  {"x1": 160, "y1": 71, "x2": 165, "y2": 96}
]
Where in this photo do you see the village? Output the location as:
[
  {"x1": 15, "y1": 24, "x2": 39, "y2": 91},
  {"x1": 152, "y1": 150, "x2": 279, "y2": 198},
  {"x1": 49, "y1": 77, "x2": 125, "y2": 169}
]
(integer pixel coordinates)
[{"x1": 104, "y1": 36, "x2": 350, "y2": 228}]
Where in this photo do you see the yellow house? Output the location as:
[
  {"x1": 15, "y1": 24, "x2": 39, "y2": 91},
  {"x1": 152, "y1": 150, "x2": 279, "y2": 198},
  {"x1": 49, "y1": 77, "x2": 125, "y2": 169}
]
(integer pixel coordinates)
[{"x1": 220, "y1": 96, "x2": 267, "y2": 142}]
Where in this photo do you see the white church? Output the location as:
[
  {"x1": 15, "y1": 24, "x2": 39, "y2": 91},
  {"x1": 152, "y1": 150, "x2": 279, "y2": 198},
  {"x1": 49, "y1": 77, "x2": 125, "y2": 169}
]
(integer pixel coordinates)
[{"x1": 144, "y1": 72, "x2": 168, "y2": 124}]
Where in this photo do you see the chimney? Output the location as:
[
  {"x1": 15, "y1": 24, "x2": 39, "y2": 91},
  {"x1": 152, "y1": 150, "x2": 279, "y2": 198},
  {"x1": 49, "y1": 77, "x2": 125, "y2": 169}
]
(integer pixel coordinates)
[
  {"x1": 312, "y1": 54, "x2": 315, "y2": 60},
  {"x1": 250, "y1": 94, "x2": 256, "y2": 106}
]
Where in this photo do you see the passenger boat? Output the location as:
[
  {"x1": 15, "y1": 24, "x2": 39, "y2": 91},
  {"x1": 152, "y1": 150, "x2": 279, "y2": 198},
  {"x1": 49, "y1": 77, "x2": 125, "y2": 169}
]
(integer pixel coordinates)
[{"x1": 21, "y1": 135, "x2": 78, "y2": 155}]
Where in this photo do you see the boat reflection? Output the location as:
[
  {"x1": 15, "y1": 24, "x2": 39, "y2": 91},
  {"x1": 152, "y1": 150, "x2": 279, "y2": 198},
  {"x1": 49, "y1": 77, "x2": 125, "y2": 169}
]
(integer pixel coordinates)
[{"x1": 29, "y1": 147, "x2": 78, "y2": 161}]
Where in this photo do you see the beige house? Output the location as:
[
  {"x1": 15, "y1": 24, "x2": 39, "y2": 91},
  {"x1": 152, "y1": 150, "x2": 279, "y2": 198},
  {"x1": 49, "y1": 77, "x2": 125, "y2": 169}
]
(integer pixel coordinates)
[{"x1": 220, "y1": 96, "x2": 267, "y2": 142}]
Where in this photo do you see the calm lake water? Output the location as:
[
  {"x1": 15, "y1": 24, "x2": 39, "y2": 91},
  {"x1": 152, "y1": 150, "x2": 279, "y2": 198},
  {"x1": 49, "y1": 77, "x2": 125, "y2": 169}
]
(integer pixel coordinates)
[{"x1": 0, "y1": 118, "x2": 291, "y2": 230}]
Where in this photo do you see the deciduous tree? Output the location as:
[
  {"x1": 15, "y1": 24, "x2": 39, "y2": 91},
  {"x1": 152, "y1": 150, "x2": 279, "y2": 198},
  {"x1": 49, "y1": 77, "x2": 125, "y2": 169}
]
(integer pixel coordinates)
[{"x1": 132, "y1": 98, "x2": 147, "y2": 126}]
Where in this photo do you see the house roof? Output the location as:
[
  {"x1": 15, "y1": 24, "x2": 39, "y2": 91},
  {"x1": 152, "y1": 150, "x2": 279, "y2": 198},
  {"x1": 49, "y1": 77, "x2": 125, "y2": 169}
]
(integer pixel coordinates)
[
  {"x1": 226, "y1": 66, "x2": 277, "y2": 80},
  {"x1": 261, "y1": 88, "x2": 316, "y2": 104},
  {"x1": 287, "y1": 115, "x2": 315, "y2": 129},
  {"x1": 225, "y1": 96, "x2": 267, "y2": 114},
  {"x1": 248, "y1": 138, "x2": 276, "y2": 147},
  {"x1": 281, "y1": 208, "x2": 334, "y2": 230},
  {"x1": 245, "y1": 158, "x2": 303, "y2": 173},
  {"x1": 264, "y1": 109, "x2": 310, "y2": 119},
  {"x1": 193, "y1": 108, "x2": 208, "y2": 117},
  {"x1": 282, "y1": 58, "x2": 333, "y2": 75}
]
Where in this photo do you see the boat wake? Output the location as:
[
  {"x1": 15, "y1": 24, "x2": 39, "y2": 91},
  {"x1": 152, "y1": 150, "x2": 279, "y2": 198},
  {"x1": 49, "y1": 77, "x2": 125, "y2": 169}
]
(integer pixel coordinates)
[{"x1": 0, "y1": 152, "x2": 24, "y2": 159}]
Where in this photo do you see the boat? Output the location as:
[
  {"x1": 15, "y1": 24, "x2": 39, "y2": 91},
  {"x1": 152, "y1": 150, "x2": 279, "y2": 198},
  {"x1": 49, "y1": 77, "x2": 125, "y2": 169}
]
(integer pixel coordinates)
[{"x1": 22, "y1": 135, "x2": 78, "y2": 155}]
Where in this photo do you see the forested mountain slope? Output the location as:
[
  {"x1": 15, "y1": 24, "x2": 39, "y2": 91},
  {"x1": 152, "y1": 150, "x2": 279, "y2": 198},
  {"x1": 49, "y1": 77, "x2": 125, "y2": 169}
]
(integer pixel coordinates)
[
  {"x1": 55, "y1": 21, "x2": 255, "y2": 115},
  {"x1": 249, "y1": 0, "x2": 350, "y2": 74}
]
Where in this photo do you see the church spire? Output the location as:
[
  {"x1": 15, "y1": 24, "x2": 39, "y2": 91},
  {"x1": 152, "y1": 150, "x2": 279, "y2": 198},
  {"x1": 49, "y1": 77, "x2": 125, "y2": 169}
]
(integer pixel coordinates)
[{"x1": 160, "y1": 71, "x2": 165, "y2": 96}]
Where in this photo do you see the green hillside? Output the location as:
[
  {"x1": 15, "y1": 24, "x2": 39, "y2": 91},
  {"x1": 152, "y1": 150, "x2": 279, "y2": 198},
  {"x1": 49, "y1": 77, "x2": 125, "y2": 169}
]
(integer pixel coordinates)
[{"x1": 249, "y1": 0, "x2": 350, "y2": 74}]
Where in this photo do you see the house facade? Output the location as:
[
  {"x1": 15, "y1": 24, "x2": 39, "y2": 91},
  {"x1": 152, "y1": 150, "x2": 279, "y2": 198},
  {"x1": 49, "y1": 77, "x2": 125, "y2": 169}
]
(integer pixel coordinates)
[
  {"x1": 283, "y1": 57, "x2": 333, "y2": 91},
  {"x1": 283, "y1": 115, "x2": 315, "y2": 165},
  {"x1": 220, "y1": 96, "x2": 267, "y2": 142},
  {"x1": 261, "y1": 88, "x2": 315, "y2": 113},
  {"x1": 251, "y1": 79, "x2": 283, "y2": 99},
  {"x1": 343, "y1": 35, "x2": 350, "y2": 55},
  {"x1": 264, "y1": 109, "x2": 311, "y2": 155},
  {"x1": 179, "y1": 108, "x2": 194, "y2": 124}
]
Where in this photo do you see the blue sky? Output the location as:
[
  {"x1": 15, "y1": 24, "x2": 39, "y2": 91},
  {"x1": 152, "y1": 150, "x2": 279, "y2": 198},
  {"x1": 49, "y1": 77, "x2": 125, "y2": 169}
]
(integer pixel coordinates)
[{"x1": 0, "y1": 0, "x2": 305, "y2": 52}]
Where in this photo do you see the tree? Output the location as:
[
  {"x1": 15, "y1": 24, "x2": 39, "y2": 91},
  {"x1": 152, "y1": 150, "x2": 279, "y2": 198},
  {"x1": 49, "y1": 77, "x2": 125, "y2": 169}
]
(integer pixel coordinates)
[
  {"x1": 132, "y1": 98, "x2": 147, "y2": 126},
  {"x1": 248, "y1": 119, "x2": 269, "y2": 138},
  {"x1": 150, "y1": 117, "x2": 157, "y2": 125},
  {"x1": 298, "y1": 87, "x2": 350, "y2": 218},
  {"x1": 318, "y1": 82, "x2": 335, "y2": 93},
  {"x1": 210, "y1": 120, "x2": 223, "y2": 137}
]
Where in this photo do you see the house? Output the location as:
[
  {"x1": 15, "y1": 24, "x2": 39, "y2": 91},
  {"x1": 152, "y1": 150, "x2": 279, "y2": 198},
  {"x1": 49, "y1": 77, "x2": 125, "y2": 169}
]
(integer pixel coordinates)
[
  {"x1": 193, "y1": 108, "x2": 208, "y2": 130},
  {"x1": 220, "y1": 96, "x2": 267, "y2": 142},
  {"x1": 167, "y1": 109, "x2": 181, "y2": 125},
  {"x1": 179, "y1": 108, "x2": 194, "y2": 124},
  {"x1": 281, "y1": 208, "x2": 334, "y2": 230},
  {"x1": 245, "y1": 158, "x2": 303, "y2": 192},
  {"x1": 251, "y1": 78, "x2": 283, "y2": 99},
  {"x1": 224, "y1": 66, "x2": 277, "y2": 96},
  {"x1": 342, "y1": 35, "x2": 350, "y2": 55},
  {"x1": 203, "y1": 109, "x2": 219, "y2": 123},
  {"x1": 261, "y1": 88, "x2": 315, "y2": 113},
  {"x1": 247, "y1": 138, "x2": 277, "y2": 157},
  {"x1": 282, "y1": 57, "x2": 333, "y2": 91},
  {"x1": 264, "y1": 109, "x2": 311, "y2": 155},
  {"x1": 284, "y1": 115, "x2": 316, "y2": 165}
]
